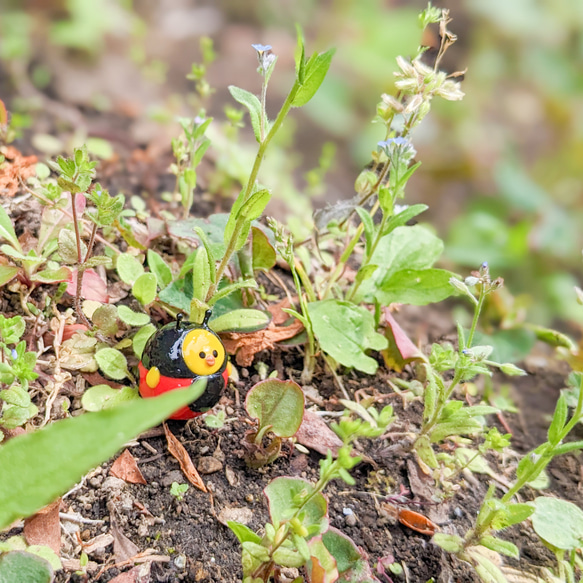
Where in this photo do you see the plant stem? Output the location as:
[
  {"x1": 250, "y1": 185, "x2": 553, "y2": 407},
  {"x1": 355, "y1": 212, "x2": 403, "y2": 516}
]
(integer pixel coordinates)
[
  {"x1": 208, "y1": 81, "x2": 301, "y2": 299},
  {"x1": 466, "y1": 284, "x2": 486, "y2": 348}
]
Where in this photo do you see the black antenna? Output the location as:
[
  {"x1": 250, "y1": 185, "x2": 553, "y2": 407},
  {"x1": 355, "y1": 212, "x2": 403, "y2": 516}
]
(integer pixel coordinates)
[
  {"x1": 202, "y1": 309, "x2": 212, "y2": 327},
  {"x1": 176, "y1": 313, "x2": 184, "y2": 330}
]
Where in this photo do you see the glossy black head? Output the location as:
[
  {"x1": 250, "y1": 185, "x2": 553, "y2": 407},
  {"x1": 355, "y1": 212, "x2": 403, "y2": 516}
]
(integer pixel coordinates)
[{"x1": 141, "y1": 312, "x2": 226, "y2": 379}]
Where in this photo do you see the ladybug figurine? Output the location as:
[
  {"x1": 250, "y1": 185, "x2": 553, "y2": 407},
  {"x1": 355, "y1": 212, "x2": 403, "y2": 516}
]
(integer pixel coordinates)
[{"x1": 138, "y1": 310, "x2": 229, "y2": 420}]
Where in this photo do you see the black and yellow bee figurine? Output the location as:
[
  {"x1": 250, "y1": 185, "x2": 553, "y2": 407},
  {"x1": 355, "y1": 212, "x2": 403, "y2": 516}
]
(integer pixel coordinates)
[{"x1": 138, "y1": 310, "x2": 229, "y2": 420}]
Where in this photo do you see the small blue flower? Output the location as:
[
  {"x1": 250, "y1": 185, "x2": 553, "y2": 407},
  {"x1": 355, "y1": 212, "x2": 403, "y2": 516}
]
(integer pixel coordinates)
[
  {"x1": 11, "y1": 349, "x2": 17, "y2": 360},
  {"x1": 251, "y1": 44, "x2": 272, "y2": 54},
  {"x1": 377, "y1": 137, "x2": 417, "y2": 162}
]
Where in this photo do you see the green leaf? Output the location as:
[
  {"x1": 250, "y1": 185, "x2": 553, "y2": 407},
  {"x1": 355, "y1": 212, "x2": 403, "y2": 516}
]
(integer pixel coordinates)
[
  {"x1": 471, "y1": 552, "x2": 508, "y2": 583},
  {"x1": 117, "y1": 306, "x2": 151, "y2": 327},
  {"x1": 415, "y1": 435, "x2": 438, "y2": 468},
  {"x1": 192, "y1": 246, "x2": 211, "y2": 302},
  {"x1": 228, "y1": 85, "x2": 262, "y2": 142},
  {"x1": 92, "y1": 304, "x2": 118, "y2": 336},
  {"x1": 95, "y1": 348, "x2": 129, "y2": 380},
  {"x1": 224, "y1": 189, "x2": 271, "y2": 252},
  {"x1": 116, "y1": 253, "x2": 144, "y2": 285},
  {"x1": 169, "y1": 214, "x2": 228, "y2": 258},
  {"x1": 0, "y1": 205, "x2": 21, "y2": 251},
  {"x1": 245, "y1": 379, "x2": 304, "y2": 438},
  {"x1": 132, "y1": 273, "x2": 157, "y2": 305},
  {"x1": 307, "y1": 536, "x2": 338, "y2": 581},
  {"x1": 552, "y1": 440, "x2": 583, "y2": 456},
  {"x1": 292, "y1": 48, "x2": 335, "y2": 107},
  {"x1": 81, "y1": 385, "x2": 139, "y2": 412},
  {"x1": 307, "y1": 300, "x2": 388, "y2": 374},
  {"x1": 193, "y1": 226, "x2": 217, "y2": 284},
  {"x1": 57, "y1": 229, "x2": 84, "y2": 264},
  {"x1": 0, "y1": 265, "x2": 19, "y2": 287},
  {"x1": 491, "y1": 502, "x2": 534, "y2": 530},
  {"x1": 208, "y1": 279, "x2": 257, "y2": 306},
  {"x1": 531, "y1": 496, "x2": 583, "y2": 550},
  {"x1": 383, "y1": 203, "x2": 428, "y2": 235},
  {"x1": 432, "y1": 533, "x2": 463, "y2": 553},
  {"x1": 355, "y1": 225, "x2": 444, "y2": 302},
  {"x1": 321, "y1": 528, "x2": 361, "y2": 574},
  {"x1": 0, "y1": 386, "x2": 31, "y2": 408},
  {"x1": 547, "y1": 393, "x2": 568, "y2": 445},
  {"x1": 252, "y1": 227, "x2": 276, "y2": 271},
  {"x1": 272, "y1": 547, "x2": 306, "y2": 569},
  {"x1": 0, "y1": 382, "x2": 206, "y2": 529},
  {"x1": 147, "y1": 250, "x2": 172, "y2": 289},
  {"x1": 132, "y1": 324, "x2": 156, "y2": 359},
  {"x1": 84, "y1": 255, "x2": 112, "y2": 269},
  {"x1": 0, "y1": 551, "x2": 53, "y2": 583},
  {"x1": 265, "y1": 477, "x2": 328, "y2": 533},
  {"x1": 227, "y1": 521, "x2": 262, "y2": 545},
  {"x1": 376, "y1": 268, "x2": 455, "y2": 306},
  {"x1": 479, "y1": 536, "x2": 519, "y2": 559},
  {"x1": 209, "y1": 309, "x2": 271, "y2": 333}
]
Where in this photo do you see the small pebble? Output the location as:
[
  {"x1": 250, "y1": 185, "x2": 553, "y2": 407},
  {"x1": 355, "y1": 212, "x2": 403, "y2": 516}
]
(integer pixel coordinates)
[
  {"x1": 342, "y1": 507, "x2": 353, "y2": 516},
  {"x1": 345, "y1": 514, "x2": 357, "y2": 527},
  {"x1": 174, "y1": 554, "x2": 187, "y2": 569},
  {"x1": 245, "y1": 494, "x2": 254, "y2": 503},
  {"x1": 454, "y1": 507, "x2": 464, "y2": 518}
]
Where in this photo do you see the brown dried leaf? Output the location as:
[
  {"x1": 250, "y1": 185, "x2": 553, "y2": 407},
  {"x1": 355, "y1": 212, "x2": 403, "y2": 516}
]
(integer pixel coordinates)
[
  {"x1": 222, "y1": 319, "x2": 303, "y2": 366},
  {"x1": 23, "y1": 498, "x2": 61, "y2": 554},
  {"x1": 163, "y1": 423, "x2": 207, "y2": 492},
  {"x1": 112, "y1": 518, "x2": 140, "y2": 563},
  {"x1": 267, "y1": 298, "x2": 294, "y2": 325},
  {"x1": 108, "y1": 563, "x2": 151, "y2": 583},
  {"x1": 295, "y1": 410, "x2": 343, "y2": 457},
  {"x1": 110, "y1": 449, "x2": 147, "y2": 485},
  {"x1": 0, "y1": 146, "x2": 37, "y2": 197}
]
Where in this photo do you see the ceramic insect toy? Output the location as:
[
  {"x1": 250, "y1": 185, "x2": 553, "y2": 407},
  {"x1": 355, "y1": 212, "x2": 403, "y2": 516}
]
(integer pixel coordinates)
[{"x1": 138, "y1": 310, "x2": 229, "y2": 420}]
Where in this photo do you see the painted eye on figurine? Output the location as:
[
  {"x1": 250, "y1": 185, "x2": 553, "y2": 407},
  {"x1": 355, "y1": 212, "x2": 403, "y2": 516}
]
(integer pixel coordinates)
[{"x1": 182, "y1": 328, "x2": 226, "y2": 376}]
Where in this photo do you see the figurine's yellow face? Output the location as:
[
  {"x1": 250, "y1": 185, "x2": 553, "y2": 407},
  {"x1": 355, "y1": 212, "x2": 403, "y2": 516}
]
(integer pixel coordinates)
[{"x1": 182, "y1": 329, "x2": 225, "y2": 376}]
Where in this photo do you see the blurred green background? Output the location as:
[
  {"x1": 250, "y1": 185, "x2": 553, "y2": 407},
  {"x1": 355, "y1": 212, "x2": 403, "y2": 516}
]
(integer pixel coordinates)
[{"x1": 1, "y1": 0, "x2": 582, "y2": 329}]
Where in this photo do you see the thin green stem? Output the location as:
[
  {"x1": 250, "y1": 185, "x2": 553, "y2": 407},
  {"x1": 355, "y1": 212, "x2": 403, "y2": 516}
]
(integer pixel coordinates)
[
  {"x1": 466, "y1": 285, "x2": 486, "y2": 348},
  {"x1": 208, "y1": 82, "x2": 301, "y2": 299}
]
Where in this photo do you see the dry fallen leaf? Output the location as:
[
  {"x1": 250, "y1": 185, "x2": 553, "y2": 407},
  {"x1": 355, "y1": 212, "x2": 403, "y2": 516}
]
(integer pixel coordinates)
[
  {"x1": 0, "y1": 146, "x2": 37, "y2": 197},
  {"x1": 295, "y1": 410, "x2": 343, "y2": 457},
  {"x1": 108, "y1": 563, "x2": 151, "y2": 583},
  {"x1": 24, "y1": 498, "x2": 61, "y2": 555},
  {"x1": 112, "y1": 517, "x2": 140, "y2": 563},
  {"x1": 267, "y1": 297, "x2": 294, "y2": 325},
  {"x1": 110, "y1": 449, "x2": 147, "y2": 485},
  {"x1": 164, "y1": 423, "x2": 207, "y2": 492},
  {"x1": 84, "y1": 533, "x2": 114, "y2": 556},
  {"x1": 222, "y1": 319, "x2": 303, "y2": 366}
]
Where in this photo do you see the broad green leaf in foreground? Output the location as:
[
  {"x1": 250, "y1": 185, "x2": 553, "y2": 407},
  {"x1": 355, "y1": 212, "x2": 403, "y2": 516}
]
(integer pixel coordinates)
[
  {"x1": 531, "y1": 496, "x2": 583, "y2": 551},
  {"x1": 308, "y1": 300, "x2": 388, "y2": 374},
  {"x1": 0, "y1": 381, "x2": 206, "y2": 530}
]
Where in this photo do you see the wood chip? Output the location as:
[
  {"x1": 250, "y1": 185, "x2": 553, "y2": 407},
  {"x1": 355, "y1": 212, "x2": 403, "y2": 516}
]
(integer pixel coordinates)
[
  {"x1": 164, "y1": 423, "x2": 207, "y2": 492},
  {"x1": 24, "y1": 498, "x2": 62, "y2": 555},
  {"x1": 110, "y1": 449, "x2": 147, "y2": 485},
  {"x1": 221, "y1": 319, "x2": 303, "y2": 366},
  {"x1": 197, "y1": 456, "x2": 223, "y2": 474},
  {"x1": 0, "y1": 145, "x2": 37, "y2": 196}
]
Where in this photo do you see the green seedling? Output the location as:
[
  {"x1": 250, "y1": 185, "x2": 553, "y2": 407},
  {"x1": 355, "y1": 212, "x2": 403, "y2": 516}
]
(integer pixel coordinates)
[
  {"x1": 434, "y1": 373, "x2": 583, "y2": 583},
  {"x1": 170, "y1": 482, "x2": 189, "y2": 502},
  {"x1": 0, "y1": 315, "x2": 39, "y2": 439},
  {"x1": 229, "y1": 403, "x2": 394, "y2": 582},
  {"x1": 242, "y1": 379, "x2": 304, "y2": 468}
]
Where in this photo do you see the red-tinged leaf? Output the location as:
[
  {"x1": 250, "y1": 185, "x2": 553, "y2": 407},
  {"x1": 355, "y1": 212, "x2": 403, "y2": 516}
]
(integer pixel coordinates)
[
  {"x1": 67, "y1": 268, "x2": 109, "y2": 302},
  {"x1": 295, "y1": 411, "x2": 343, "y2": 457},
  {"x1": 109, "y1": 449, "x2": 147, "y2": 485},
  {"x1": 31, "y1": 266, "x2": 72, "y2": 284},
  {"x1": 23, "y1": 498, "x2": 62, "y2": 554},
  {"x1": 382, "y1": 309, "x2": 425, "y2": 372}
]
